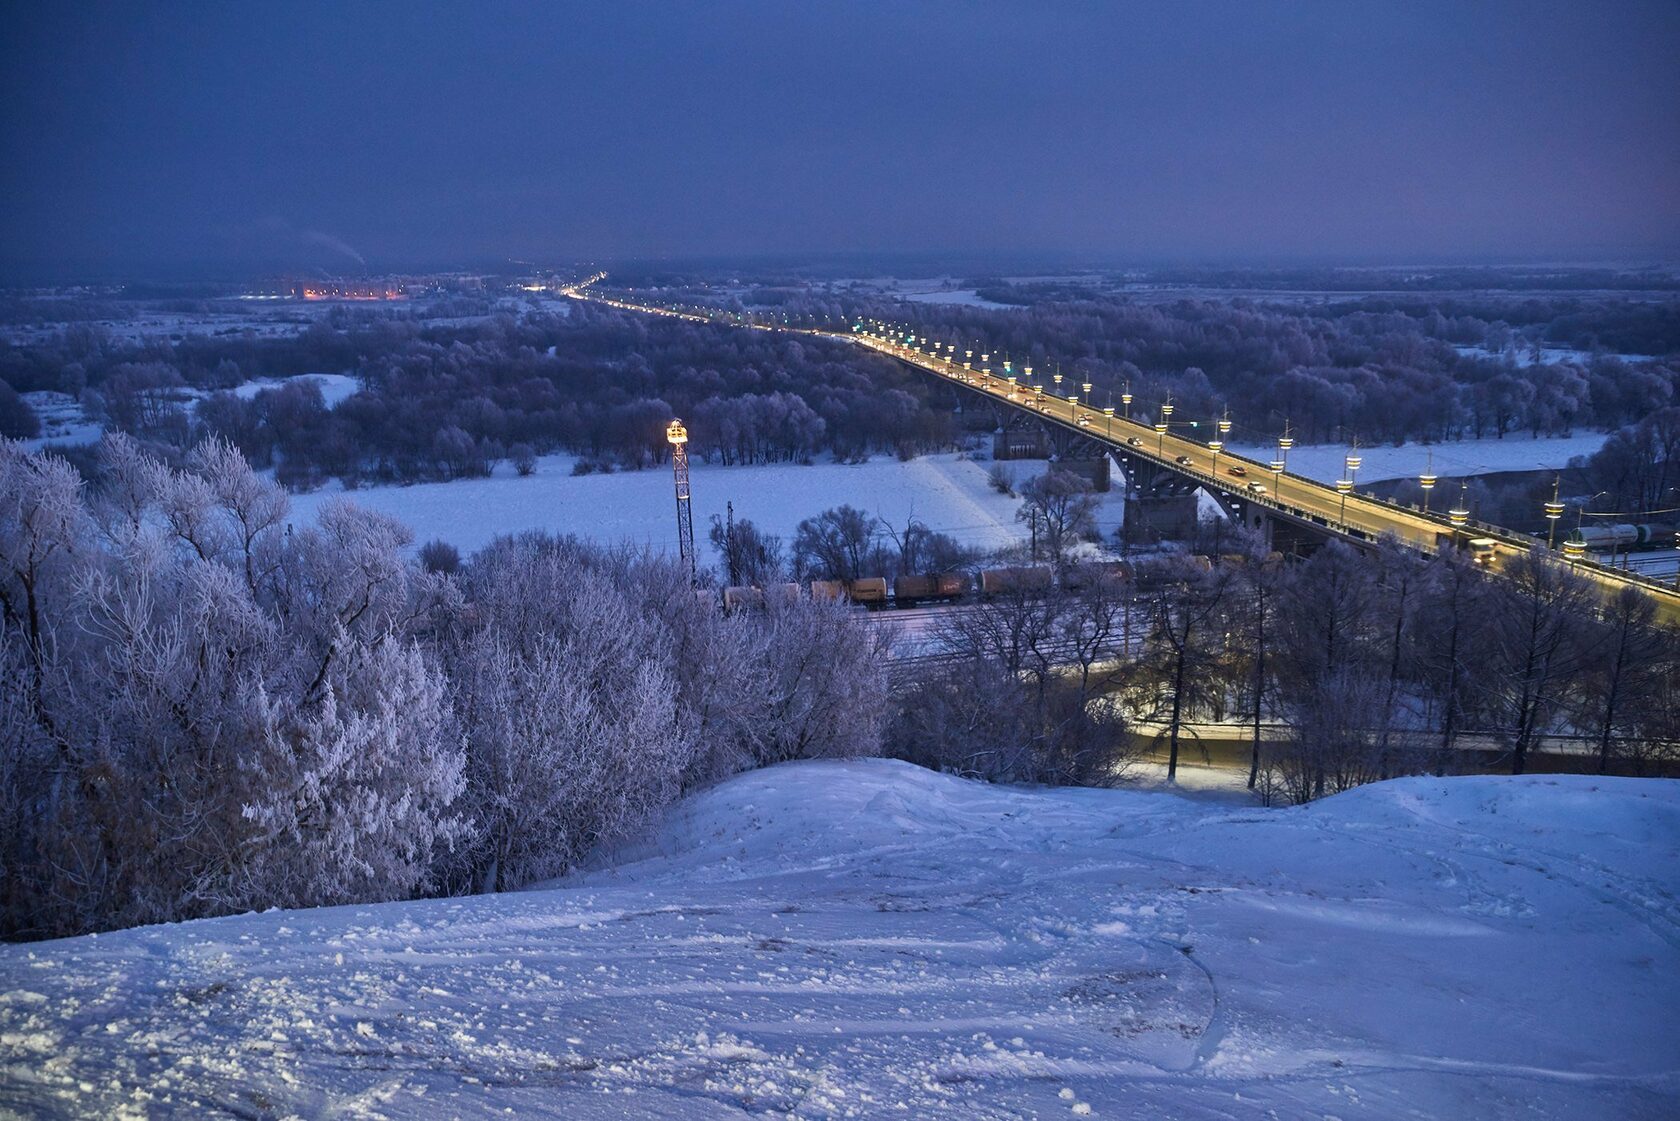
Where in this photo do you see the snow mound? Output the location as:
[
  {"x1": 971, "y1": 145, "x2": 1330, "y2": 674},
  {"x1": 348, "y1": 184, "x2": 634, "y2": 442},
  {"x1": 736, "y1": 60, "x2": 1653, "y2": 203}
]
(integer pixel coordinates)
[
  {"x1": 571, "y1": 759, "x2": 1188, "y2": 886},
  {"x1": 1308, "y1": 772, "x2": 1680, "y2": 852}
]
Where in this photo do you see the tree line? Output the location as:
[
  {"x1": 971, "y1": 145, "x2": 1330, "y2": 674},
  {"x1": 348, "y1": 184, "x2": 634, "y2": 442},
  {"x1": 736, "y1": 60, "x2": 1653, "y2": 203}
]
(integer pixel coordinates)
[
  {"x1": 5, "y1": 285, "x2": 1676, "y2": 493},
  {"x1": 769, "y1": 287, "x2": 1677, "y2": 446}
]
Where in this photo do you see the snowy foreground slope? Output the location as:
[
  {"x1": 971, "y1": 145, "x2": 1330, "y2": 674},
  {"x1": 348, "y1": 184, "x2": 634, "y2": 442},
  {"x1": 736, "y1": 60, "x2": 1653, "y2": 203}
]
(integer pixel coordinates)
[{"x1": 3, "y1": 762, "x2": 1678, "y2": 1120}]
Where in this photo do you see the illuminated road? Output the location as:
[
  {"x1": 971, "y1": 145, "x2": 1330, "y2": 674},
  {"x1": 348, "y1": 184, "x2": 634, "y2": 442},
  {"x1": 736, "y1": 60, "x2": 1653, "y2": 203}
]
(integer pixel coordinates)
[{"x1": 563, "y1": 281, "x2": 1680, "y2": 623}]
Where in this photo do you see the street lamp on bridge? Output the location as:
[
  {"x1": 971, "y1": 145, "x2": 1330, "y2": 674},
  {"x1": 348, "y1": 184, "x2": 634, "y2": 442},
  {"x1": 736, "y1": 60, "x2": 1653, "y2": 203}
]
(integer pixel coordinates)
[
  {"x1": 1156, "y1": 399, "x2": 1174, "y2": 455},
  {"x1": 1544, "y1": 475, "x2": 1566, "y2": 550},
  {"x1": 1121, "y1": 383, "x2": 1133, "y2": 419},
  {"x1": 1448, "y1": 483, "x2": 1471, "y2": 550},
  {"x1": 1419, "y1": 451, "x2": 1437, "y2": 513},
  {"x1": 1209, "y1": 408, "x2": 1232, "y2": 475}
]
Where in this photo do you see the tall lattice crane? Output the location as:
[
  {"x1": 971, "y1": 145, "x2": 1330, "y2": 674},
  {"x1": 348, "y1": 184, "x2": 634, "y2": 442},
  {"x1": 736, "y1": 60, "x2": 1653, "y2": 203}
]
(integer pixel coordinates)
[{"x1": 667, "y1": 419, "x2": 696, "y2": 583}]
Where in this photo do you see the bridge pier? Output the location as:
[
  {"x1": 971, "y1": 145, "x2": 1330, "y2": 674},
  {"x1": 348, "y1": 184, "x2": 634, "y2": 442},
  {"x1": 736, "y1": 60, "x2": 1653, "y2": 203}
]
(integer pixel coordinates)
[
  {"x1": 1116, "y1": 455, "x2": 1200, "y2": 544},
  {"x1": 1051, "y1": 455, "x2": 1111, "y2": 492},
  {"x1": 991, "y1": 409, "x2": 1048, "y2": 460}
]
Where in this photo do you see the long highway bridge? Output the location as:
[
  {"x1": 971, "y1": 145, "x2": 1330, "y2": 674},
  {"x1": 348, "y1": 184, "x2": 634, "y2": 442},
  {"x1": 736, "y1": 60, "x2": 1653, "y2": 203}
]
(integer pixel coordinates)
[{"x1": 562, "y1": 276, "x2": 1680, "y2": 624}]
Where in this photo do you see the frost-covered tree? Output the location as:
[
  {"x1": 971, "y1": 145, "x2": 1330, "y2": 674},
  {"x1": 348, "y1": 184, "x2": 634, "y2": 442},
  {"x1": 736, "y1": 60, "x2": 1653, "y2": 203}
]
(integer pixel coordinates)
[
  {"x1": 0, "y1": 437, "x2": 467, "y2": 938},
  {"x1": 446, "y1": 543, "x2": 691, "y2": 891}
]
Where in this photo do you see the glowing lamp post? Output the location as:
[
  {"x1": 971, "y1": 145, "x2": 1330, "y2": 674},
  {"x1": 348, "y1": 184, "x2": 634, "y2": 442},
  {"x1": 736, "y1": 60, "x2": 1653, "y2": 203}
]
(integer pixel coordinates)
[
  {"x1": 1103, "y1": 405, "x2": 1115, "y2": 439},
  {"x1": 667, "y1": 419, "x2": 696, "y2": 584},
  {"x1": 1448, "y1": 484, "x2": 1471, "y2": 550},
  {"x1": 1336, "y1": 477, "x2": 1354, "y2": 524},
  {"x1": 1544, "y1": 476, "x2": 1566, "y2": 550},
  {"x1": 1121, "y1": 384, "x2": 1133, "y2": 419},
  {"x1": 1419, "y1": 450, "x2": 1437, "y2": 513}
]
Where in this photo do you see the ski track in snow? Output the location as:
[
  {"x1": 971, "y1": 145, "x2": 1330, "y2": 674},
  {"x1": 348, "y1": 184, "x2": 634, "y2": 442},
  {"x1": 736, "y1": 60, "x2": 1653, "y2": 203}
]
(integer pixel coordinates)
[{"x1": 2, "y1": 761, "x2": 1677, "y2": 1120}]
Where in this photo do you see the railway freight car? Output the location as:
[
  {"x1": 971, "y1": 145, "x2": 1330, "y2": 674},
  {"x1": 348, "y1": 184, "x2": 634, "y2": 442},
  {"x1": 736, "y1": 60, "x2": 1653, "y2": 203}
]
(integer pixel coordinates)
[
  {"x1": 979, "y1": 565, "x2": 1055, "y2": 597},
  {"x1": 892, "y1": 572, "x2": 970, "y2": 604}
]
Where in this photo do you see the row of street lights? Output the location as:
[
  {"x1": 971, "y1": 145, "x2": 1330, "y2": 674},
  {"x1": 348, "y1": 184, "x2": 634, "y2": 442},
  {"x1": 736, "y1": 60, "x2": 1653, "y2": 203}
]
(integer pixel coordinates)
[{"x1": 852, "y1": 319, "x2": 1677, "y2": 575}]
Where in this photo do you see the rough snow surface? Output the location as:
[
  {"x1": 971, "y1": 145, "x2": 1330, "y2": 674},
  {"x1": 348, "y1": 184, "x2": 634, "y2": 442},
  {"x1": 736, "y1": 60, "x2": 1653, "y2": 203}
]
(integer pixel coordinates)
[
  {"x1": 3, "y1": 761, "x2": 1676, "y2": 1119},
  {"x1": 289, "y1": 452, "x2": 1124, "y2": 558}
]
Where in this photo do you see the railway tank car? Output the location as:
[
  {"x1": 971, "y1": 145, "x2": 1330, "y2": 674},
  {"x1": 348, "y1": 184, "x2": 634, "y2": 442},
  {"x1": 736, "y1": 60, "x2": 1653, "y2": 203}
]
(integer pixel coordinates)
[{"x1": 1575, "y1": 523, "x2": 1675, "y2": 551}]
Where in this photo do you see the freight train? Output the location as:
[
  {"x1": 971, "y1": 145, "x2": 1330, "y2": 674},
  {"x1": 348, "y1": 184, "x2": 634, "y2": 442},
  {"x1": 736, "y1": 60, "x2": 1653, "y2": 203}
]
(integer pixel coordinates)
[{"x1": 704, "y1": 555, "x2": 1249, "y2": 613}]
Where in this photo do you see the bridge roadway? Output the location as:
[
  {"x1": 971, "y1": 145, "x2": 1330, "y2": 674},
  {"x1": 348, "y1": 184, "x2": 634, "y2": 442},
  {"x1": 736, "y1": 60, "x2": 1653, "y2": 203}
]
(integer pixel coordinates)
[{"x1": 563, "y1": 282, "x2": 1680, "y2": 624}]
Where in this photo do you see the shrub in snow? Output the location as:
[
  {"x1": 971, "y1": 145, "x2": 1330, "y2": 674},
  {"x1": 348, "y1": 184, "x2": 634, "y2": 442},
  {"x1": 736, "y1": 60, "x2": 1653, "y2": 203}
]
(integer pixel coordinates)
[
  {"x1": 445, "y1": 543, "x2": 691, "y2": 891},
  {"x1": 418, "y1": 538, "x2": 462, "y2": 575},
  {"x1": 437, "y1": 533, "x2": 891, "y2": 893},
  {"x1": 892, "y1": 581, "x2": 1137, "y2": 786}
]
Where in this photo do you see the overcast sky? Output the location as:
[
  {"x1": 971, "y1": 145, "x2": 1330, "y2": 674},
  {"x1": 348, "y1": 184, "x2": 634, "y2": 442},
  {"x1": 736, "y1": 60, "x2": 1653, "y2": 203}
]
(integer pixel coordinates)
[{"x1": 3, "y1": 1, "x2": 1677, "y2": 280}]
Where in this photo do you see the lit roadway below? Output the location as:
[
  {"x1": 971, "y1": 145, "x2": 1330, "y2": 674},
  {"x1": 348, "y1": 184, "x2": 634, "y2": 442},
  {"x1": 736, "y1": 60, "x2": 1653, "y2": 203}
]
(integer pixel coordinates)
[{"x1": 562, "y1": 281, "x2": 1680, "y2": 625}]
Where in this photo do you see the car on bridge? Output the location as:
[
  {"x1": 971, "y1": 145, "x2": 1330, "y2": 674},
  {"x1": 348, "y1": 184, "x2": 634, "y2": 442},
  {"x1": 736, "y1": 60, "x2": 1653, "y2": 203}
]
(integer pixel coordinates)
[
  {"x1": 1247, "y1": 481, "x2": 1267, "y2": 494},
  {"x1": 1227, "y1": 465, "x2": 1248, "y2": 477},
  {"x1": 1174, "y1": 455, "x2": 1194, "y2": 466},
  {"x1": 1126, "y1": 436, "x2": 1144, "y2": 447}
]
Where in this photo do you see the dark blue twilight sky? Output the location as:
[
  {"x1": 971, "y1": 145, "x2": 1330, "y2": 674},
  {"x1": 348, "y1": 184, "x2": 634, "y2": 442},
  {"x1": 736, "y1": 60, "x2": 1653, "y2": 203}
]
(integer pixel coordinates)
[{"x1": 2, "y1": 1, "x2": 1676, "y2": 280}]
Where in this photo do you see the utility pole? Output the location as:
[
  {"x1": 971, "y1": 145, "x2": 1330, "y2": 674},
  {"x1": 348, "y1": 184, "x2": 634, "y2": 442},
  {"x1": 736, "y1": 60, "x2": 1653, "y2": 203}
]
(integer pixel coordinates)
[
  {"x1": 724, "y1": 500, "x2": 739, "y2": 586},
  {"x1": 667, "y1": 419, "x2": 696, "y2": 584}
]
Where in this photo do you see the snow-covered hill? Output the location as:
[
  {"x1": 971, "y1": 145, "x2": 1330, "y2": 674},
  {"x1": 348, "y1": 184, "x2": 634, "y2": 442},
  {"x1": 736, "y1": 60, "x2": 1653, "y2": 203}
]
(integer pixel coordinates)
[{"x1": 3, "y1": 761, "x2": 1677, "y2": 1119}]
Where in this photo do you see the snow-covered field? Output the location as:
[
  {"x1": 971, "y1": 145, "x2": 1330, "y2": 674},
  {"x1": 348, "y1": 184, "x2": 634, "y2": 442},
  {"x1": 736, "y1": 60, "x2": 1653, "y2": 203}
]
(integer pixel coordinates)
[
  {"x1": 290, "y1": 452, "x2": 1125, "y2": 559},
  {"x1": 895, "y1": 289, "x2": 1015, "y2": 310},
  {"x1": 1224, "y1": 432, "x2": 1610, "y2": 486},
  {"x1": 19, "y1": 391, "x2": 103, "y2": 452},
  {"x1": 20, "y1": 374, "x2": 363, "y2": 454},
  {"x1": 230, "y1": 372, "x2": 360, "y2": 407},
  {"x1": 3, "y1": 761, "x2": 1675, "y2": 1119}
]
